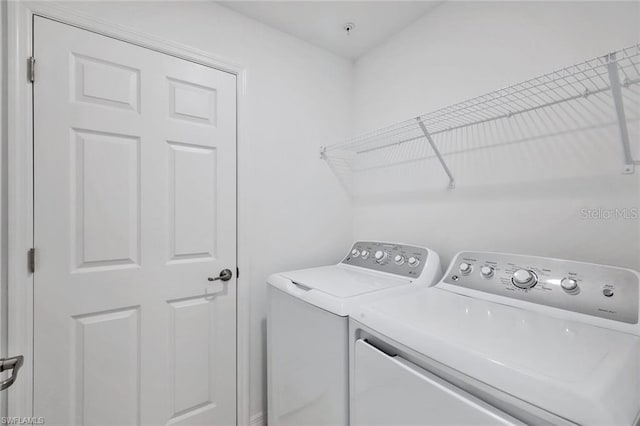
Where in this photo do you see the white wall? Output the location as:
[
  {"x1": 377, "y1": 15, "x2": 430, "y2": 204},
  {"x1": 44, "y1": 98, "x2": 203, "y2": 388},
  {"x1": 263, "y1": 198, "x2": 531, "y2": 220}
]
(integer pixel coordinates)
[
  {"x1": 352, "y1": 1, "x2": 640, "y2": 271},
  {"x1": 28, "y1": 1, "x2": 354, "y2": 420}
]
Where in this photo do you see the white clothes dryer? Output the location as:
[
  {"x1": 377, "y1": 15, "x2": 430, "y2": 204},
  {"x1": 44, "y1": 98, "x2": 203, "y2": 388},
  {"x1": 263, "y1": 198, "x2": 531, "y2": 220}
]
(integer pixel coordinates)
[
  {"x1": 350, "y1": 251, "x2": 640, "y2": 426},
  {"x1": 267, "y1": 241, "x2": 442, "y2": 426}
]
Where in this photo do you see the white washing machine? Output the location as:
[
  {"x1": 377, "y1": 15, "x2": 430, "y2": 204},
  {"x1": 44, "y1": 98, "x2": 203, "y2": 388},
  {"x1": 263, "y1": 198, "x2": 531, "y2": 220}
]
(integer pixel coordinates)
[
  {"x1": 350, "y1": 251, "x2": 640, "y2": 426},
  {"x1": 267, "y1": 241, "x2": 442, "y2": 426}
]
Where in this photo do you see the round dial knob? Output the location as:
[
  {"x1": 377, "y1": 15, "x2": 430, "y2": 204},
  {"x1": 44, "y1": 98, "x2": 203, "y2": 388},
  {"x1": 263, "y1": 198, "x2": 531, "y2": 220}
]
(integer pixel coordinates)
[
  {"x1": 560, "y1": 278, "x2": 578, "y2": 292},
  {"x1": 459, "y1": 263, "x2": 472, "y2": 275},
  {"x1": 360, "y1": 250, "x2": 369, "y2": 259},
  {"x1": 394, "y1": 255, "x2": 405, "y2": 265},
  {"x1": 374, "y1": 250, "x2": 388, "y2": 263},
  {"x1": 480, "y1": 266, "x2": 494, "y2": 278},
  {"x1": 512, "y1": 269, "x2": 537, "y2": 289},
  {"x1": 351, "y1": 249, "x2": 360, "y2": 257},
  {"x1": 407, "y1": 256, "x2": 420, "y2": 267}
]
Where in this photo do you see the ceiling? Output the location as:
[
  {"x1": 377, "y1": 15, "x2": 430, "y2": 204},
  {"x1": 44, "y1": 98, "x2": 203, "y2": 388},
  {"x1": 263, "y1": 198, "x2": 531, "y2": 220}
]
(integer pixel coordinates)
[{"x1": 217, "y1": 1, "x2": 441, "y2": 59}]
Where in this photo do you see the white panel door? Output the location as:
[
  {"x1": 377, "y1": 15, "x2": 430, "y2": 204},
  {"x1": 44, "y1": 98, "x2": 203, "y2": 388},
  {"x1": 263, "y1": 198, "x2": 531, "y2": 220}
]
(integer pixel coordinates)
[{"x1": 33, "y1": 17, "x2": 237, "y2": 426}]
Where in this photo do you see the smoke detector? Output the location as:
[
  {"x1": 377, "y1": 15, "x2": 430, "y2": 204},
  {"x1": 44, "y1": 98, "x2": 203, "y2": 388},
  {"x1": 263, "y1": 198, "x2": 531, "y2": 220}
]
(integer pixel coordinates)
[{"x1": 343, "y1": 22, "x2": 356, "y2": 35}]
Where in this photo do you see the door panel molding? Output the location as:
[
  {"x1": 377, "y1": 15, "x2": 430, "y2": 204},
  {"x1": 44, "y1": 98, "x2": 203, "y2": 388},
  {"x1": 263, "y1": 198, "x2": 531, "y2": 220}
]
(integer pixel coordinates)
[{"x1": 6, "y1": 2, "x2": 251, "y2": 424}]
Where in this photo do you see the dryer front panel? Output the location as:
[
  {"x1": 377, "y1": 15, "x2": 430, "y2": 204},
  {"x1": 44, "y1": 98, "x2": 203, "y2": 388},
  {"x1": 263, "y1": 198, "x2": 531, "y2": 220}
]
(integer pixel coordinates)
[{"x1": 352, "y1": 339, "x2": 522, "y2": 426}]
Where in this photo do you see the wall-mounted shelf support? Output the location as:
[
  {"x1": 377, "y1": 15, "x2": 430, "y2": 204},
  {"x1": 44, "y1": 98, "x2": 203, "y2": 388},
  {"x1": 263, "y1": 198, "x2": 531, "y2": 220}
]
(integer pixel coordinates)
[
  {"x1": 606, "y1": 52, "x2": 636, "y2": 174},
  {"x1": 416, "y1": 118, "x2": 456, "y2": 189}
]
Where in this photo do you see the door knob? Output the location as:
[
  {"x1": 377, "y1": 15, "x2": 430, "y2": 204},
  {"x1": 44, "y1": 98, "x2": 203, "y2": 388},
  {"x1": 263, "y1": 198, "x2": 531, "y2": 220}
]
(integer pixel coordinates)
[
  {"x1": 208, "y1": 269, "x2": 232, "y2": 282},
  {"x1": 0, "y1": 355, "x2": 24, "y2": 391}
]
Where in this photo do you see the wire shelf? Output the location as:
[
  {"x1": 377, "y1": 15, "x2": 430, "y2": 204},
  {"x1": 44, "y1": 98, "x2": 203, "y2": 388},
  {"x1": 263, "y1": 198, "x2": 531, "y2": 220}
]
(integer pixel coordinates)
[{"x1": 322, "y1": 44, "x2": 640, "y2": 190}]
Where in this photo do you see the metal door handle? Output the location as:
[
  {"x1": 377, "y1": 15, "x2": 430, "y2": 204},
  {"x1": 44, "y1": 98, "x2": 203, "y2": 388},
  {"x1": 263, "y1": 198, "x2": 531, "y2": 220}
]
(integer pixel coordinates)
[
  {"x1": 208, "y1": 269, "x2": 232, "y2": 282},
  {"x1": 0, "y1": 355, "x2": 24, "y2": 391}
]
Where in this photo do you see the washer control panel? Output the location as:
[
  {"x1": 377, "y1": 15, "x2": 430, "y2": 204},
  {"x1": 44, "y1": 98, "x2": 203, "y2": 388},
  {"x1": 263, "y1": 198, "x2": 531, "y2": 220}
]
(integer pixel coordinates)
[
  {"x1": 342, "y1": 241, "x2": 428, "y2": 279},
  {"x1": 442, "y1": 252, "x2": 639, "y2": 324}
]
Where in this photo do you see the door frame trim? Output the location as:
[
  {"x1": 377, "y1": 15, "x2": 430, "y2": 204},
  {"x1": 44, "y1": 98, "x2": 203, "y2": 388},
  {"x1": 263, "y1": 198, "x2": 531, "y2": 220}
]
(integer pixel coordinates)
[{"x1": 6, "y1": 2, "x2": 251, "y2": 424}]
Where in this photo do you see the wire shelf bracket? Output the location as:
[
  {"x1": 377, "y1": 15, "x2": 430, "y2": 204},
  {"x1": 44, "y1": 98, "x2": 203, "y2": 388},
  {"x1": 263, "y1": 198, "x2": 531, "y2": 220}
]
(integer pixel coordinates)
[
  {"x1": 606, "y1": 52, "x2": 636, "y2": 174},
  {"x1": 416, "y1": 117, "x2": 456, "y2": 189}
]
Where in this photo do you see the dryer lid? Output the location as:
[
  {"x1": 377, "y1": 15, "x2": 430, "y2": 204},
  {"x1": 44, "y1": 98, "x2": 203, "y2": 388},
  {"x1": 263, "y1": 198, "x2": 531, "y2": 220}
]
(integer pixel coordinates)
[{"x1": 353, "y1": 287, "x2": 640, "y2": 425}]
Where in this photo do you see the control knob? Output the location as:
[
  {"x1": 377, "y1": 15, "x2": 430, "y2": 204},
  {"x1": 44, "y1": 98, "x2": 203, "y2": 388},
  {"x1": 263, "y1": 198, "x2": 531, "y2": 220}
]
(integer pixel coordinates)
[
  {"x1": 480, "y1": 266, "x2": 494, "y2": 278},
  {"x1": 407, "y1": 256, "x2": 420, "y2": 267},
  {"x1": 394, "y1": 255, "x2": 405, "y2": 265},
  {"x1": 361, "y1": 250, "x2": 370, "y2": 259},
  {"x1": 560, "y1": 278, "x2": 578, "y2": 293},
  {"x1": 374, "y1": 250, "x2": 388, "y2": 263},
  {"x1": 459, "y1": 263, "x2": 472, "y2": 275},
  {"x1": 512, "y1": 269, "x2": 537, "y2": 289},
  {"x1": 351, "y1": 249, "x2": 360, "y2": 257}
]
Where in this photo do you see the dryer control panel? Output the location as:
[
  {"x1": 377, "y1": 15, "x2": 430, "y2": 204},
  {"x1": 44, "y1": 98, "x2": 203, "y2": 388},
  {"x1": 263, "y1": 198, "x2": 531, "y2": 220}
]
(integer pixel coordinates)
[
  {"x1": 342, "y1": 241, "x2": 429, "y2": 279},
  {"x1": 442, "y1": 251, "x2": 639, "y2": 324}
]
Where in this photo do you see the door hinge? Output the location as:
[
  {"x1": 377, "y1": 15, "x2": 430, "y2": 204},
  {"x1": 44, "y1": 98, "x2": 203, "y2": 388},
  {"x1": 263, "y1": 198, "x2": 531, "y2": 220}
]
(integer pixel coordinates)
[
  {"x1": 28, "y1": 57, "x2": 35, "y2": 83},
  {"x1": 236, "y1": 267, "x2": 239, "y2": 279},
  {"x1": 28, "y1": 248, "x2": 35, "y2": 274}
]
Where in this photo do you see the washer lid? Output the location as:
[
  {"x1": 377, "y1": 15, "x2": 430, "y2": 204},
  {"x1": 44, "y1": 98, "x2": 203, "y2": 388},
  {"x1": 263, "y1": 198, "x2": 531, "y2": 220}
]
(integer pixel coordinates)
[
  {"x1": 280, "y1": 265, "x2": 411, "y2": 298},
  {"x1": 353, "y1": 287, "x2": 640, "y2": 425},
  {"x1": 267, "y1": 265, "x2": 413, "y2": 316}
]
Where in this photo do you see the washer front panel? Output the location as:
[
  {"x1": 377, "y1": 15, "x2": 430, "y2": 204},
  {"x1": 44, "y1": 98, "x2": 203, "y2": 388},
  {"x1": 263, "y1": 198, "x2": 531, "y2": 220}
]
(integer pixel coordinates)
[
  {"x1": 443, "y1": 252, "x2": 639, "y2": 324},
  {"x1": 342, "y1": 241, "x2": 428, "y2": 279}
]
